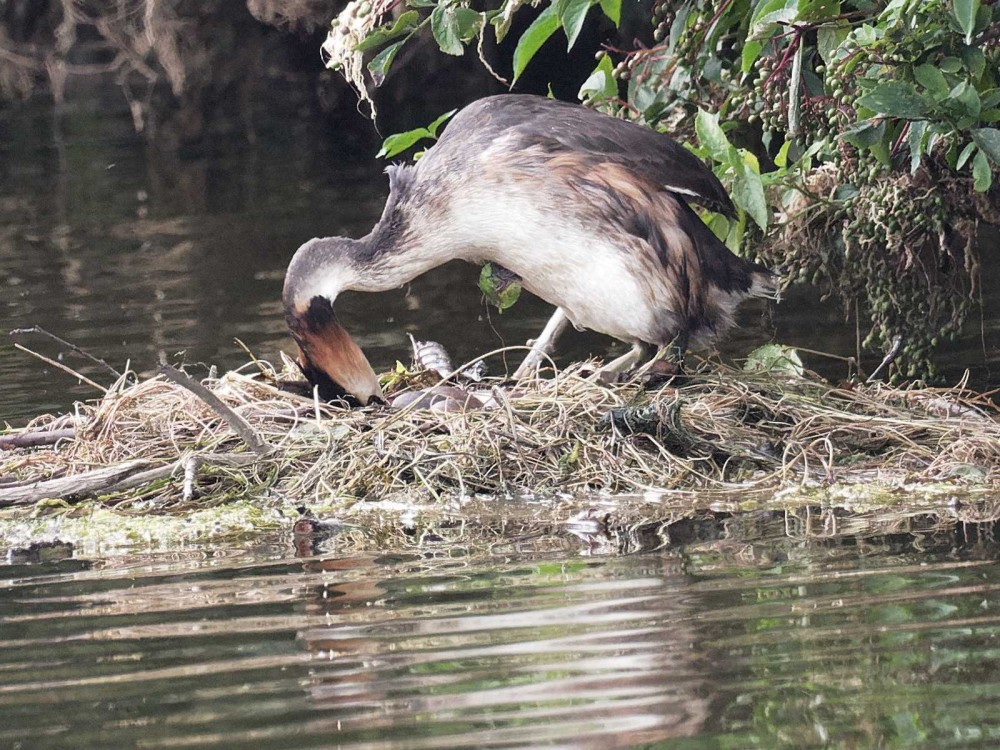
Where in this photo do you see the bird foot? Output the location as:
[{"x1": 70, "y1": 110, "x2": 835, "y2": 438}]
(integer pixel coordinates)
[
  {"x1": 513, "y1": 307, "x2": 570, "y2": 379},
  {"x1": 635, "y1": 360, "x2": 683, "y2": 389},
  {"x1": 590, "y1": 342, "x2": 650, "y2": 385}
]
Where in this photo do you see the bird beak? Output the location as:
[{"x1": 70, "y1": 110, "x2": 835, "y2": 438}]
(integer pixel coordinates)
[{"x1": 288, "y1": 297, "x2": 384, "y2": 406}]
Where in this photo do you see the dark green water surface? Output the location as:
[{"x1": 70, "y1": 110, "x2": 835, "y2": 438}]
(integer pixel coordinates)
[{"x1": 3, "y1": 520, "x2": 1000, "y2": 749}]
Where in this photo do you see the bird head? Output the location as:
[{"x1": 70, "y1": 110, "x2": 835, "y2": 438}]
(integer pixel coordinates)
[{"x1": 283, "y1": 238, "x2": 384, "y2": 406}]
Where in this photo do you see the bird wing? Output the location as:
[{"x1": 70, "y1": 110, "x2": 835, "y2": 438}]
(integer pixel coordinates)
[{"x1": 437, "y1": 95, "x2": 736, "y2": 218}]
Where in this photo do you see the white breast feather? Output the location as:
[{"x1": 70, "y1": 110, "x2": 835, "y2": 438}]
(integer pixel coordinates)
[{"x1": 445, "y1": 188, "x2": 663, "y2": 343}]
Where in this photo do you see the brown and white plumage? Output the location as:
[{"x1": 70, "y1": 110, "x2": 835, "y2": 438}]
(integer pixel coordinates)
[{"x1": 284, "y1": 94, "x2": 776, "y2": 404}]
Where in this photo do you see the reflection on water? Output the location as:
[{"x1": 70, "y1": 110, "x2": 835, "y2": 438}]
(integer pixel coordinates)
[
  {"x1": 2, "y1": 96, "x2": 998, "y2": 425},
  {"x1": 2, "y1": 521, "x2": 1000, "y2": 749}
]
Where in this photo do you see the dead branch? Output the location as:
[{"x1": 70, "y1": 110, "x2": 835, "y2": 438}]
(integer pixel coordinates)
[
  {"x1": 11, "y1": 326, "x2": 123, "y2": 380},
  {"x1": 13, "y1": 343, "x2": 108, "y2": 393},
  {"x1": 0, "y1": 452, "x2": 258, "y2": 507},
  {"x1": 158, "y1": 363, "x2": 273, "y2": 456},
  {"x1": 0, "y1": 428, "x2": 76, "y2": 451}
]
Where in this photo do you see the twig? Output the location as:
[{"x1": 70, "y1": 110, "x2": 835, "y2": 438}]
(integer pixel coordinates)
[
  {"x1": 867, "y1": 335, "x2": 904, "y2": 383},
  {"x1": 182, "y1": 456, "x2": 200, "y2": 502},
  {"x1": 0, "y1": 428, "x2": 76, "y2": 451},
  {"x1": 157, "y1": 362, "x2": 273, "y2": 456},
  {"x1": 10, "y1": 326, "x2": 123, "y2": 379},
  {"x1": 13, "y1": 343, "x2": 108, "y2": 393}
]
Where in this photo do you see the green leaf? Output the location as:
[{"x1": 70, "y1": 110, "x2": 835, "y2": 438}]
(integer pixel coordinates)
[
  {"x1": 743, "y1": 344, "x2": 804, "y2": 377},
  {"x1": 598, "y1": 0, "x2": 621, "y2": 25},
  {"x1": 945, "y1": 81, "x2": 981, "y2": 124},
  {"x1": 354, "y1": 10, "x2": 419, "y2": 52},
  {"x1": 961, "y1": 45, "x2": 986, "y2": 79},
  {"x1": 856, "y1": 81, "x2": 928, "y2": 118},
  {"x1": 431, "y1": 5, "x2": 465, "y2": 56},
  {"x1": 750, "y1": 8, "x2": 797, "y2": 40},
  {"x1": 816, "y1": 24, "x2": 848, "y2": 65},
  {"x1": 732, "y1": 156, "x2": 768, "y2": 229},
  {"x1": 841, "y1": 119, "x2": 885, "y2": 148},
  {"x1": 377, "y1": 127, "x2": 431, "y2": 158},
  {"x1": 749, "y1": 0, "x2": 791, "y2": 28},
  {"x1": 983, "y1": 88, "x2": 1000, "y2": 108},
  {"x1": 667, "y1": 5, "x2": 689, "y2": 49},
  {"x1": 956, "y1": 141, "x2": 977, "y2": 170},
  {"x1": 512, "y1": 4, "x2": 559, "y2": 84},
  {"x1": 913, "y1": 64, "x2": 949, "y2": 100},
  {"x1": 427, "y1": 108, "x2": 457, "y2": 136},
  {"x1": 367, "y1": 39, "x2": 405, "y2": 84},
  {"x1": 908, "y1": 119, "x2": 928, "y2": 173},
  {"x1": 695, "y1": 109, "x2": 731, "y2": 162},
  {"x1": 972, "y1": 127, "x2": 1000, "y2": 164},
  {"x1": 478, "y1": 263, "x2": 522, "y2": 312},
  {"x1": 774, "y1": 139, "x2": 792, "y2": 168},
  {"x1": 479, "y1": 262, "x2": 499, "y2": 298},
  {"x1": 797, "y1": 0, "x2": 840, "y2": 23},
  {"x1": 378, "y1": 108, "x2": 457, "y2": 158},
  {"x1": 741, "y1": 40, "x2": 763, "y2": 74},
  {"x1": 972, "y1": 149, "x2": 992, "y2": 192},
  {"x1": 556, "y1": 0, "x2": 595, "y2": 50},
  {"x1": 852, "y1": 23, "x2": 880, "y2": 46},
  {"x1": 495, "y1": 281, "x2": 521, "y2": 311},
  {"x1": 953, "y1": 0, "x2": 980, "y2": 45},
  {"x1": 579, "y1": 54, "x2": 617, "y2": 102},
  {"x1": 870, "y1": 138, "x2": 891, "y2": 165},
  {"x1": 453, "y1": 8, "x2": 485, "y2": 40},
  {"x1": 940, "y1": 56, "x2": 962, "y2": 73}
]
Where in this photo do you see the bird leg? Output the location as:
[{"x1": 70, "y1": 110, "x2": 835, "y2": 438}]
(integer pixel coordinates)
[
  {"x1": 593, "y1": 342, "x2": 651, "y2": 383},
  {"x1": 513, "y1": 306, "x2": 571, "y2": 379},
  {"x1": 632, "y1": 332, "x2": 689, "y2": 380},
  {"x1": 598, "y1": 332, "x2": 688, "y2": 384}
]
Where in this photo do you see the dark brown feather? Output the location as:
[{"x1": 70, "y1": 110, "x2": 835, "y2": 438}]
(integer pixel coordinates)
[
  {"x1": 432, "y1": 95, "x2": 736, "y2": 218},
  {"x1": 489, "y1": 147, "x2": 770, "y2": 345}
]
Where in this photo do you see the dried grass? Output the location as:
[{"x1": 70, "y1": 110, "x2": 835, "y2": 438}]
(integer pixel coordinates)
[{"x1": 3, "y1": 357, "x2": 999, "y2": 515}]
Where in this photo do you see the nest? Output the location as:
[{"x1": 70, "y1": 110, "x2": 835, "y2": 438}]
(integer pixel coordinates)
[{"x1": 2, "y1": 358, "x2": 999, "y2": 519}]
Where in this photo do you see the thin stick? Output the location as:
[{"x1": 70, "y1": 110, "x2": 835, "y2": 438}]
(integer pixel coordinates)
[
  {"x1": 158, "y1": 363, "x2": 272, "y2": 456},
  {"x1": 10, "y1": 326, "x2": 122, "y2": 379},
  {"x1": 14, "y1": 343, "x2": 108, "y2": 393},
  {"x1": 867, "y1": 335, "x2": 904, "y2": 383},
  {"x1": 0, "y1": 428, "x2": 76, "y2": 451},
  {"x1": 183, "y1": 456, "x2": 201, "y2": 502}
]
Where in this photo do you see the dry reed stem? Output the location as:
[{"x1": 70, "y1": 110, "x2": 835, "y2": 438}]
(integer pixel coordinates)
[{"x1": 1, "y1": 358, "x2": 999, "y2": 511}]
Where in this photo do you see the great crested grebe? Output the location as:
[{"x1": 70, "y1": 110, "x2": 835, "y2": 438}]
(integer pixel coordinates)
[{"x1": 283, "y1": 94, "x2": 776, "y2": 404}]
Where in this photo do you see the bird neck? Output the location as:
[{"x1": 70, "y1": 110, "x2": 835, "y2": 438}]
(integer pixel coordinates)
[{"x1": 345, "y1": 184, "x2": 456, "y2": 293}]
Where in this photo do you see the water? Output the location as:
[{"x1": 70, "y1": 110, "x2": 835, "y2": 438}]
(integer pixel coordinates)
[
  {"x1": 3, "y1": 87, "x2": 1000, "y2": 749},
  {"x1": 2, "y1": 95, "x2": 996, "y2": 425},
  {"x1": 3, "y1": 517, "x2": 1000, "y2": 749}
]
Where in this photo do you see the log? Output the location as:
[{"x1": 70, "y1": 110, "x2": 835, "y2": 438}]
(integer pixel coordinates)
[
  {"x1": 0, "y1": 452, "x2": 257, "y2": 507},
  {"x1": 0, "y1": 428, "x2": 76, "y2": 450},
  {"x1": 0, "y1": 459, "x2": 157, "y2": 507}
]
